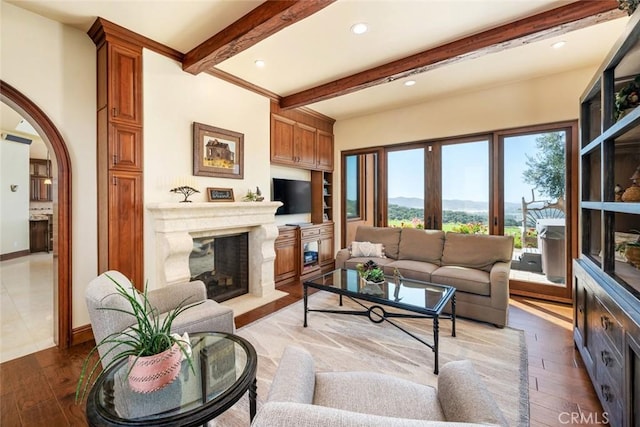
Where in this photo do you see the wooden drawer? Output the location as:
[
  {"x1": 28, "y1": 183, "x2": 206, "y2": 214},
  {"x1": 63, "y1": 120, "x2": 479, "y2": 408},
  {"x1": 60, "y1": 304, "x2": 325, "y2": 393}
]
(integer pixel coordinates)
[
  {"x1": 594, "y1": 366, "x2": 623, "y2": 427},
  {"x1": 300, "y1": 226, "x2": 320, "y2": 239},
  {"x1": 277, "y1": 227, "x2": 297, "y2": 242},
  {"x1": 593, "y1": 334, "x2": 623, "y2": 398},
  {"x1": 319, "y1": 223, "x2": 333, "y2": 235},
  {"x1": 593, "y1": 294, "x2": 624, "y2": 356}
]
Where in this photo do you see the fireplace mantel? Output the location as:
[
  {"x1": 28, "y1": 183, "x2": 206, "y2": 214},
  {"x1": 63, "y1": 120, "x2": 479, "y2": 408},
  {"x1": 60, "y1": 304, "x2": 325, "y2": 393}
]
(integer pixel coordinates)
[{"x1": 147, "y1": 202, "x2": 285, "y2": 314}]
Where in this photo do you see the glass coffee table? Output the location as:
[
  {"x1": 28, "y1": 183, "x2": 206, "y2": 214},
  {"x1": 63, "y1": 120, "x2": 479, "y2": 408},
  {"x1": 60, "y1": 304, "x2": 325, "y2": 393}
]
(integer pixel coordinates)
[
  {"x1": 303, "y1": 268, "x2": 456, "y2": 374},
  {"x1": 86, "y1": 332, "x2": 257, "y2": 426}
]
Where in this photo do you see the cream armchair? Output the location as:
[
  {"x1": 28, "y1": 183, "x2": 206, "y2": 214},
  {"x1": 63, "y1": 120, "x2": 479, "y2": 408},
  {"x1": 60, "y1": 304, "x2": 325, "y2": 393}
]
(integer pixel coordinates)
[
  {"x1": 252, "y1": 345, "x2": 507, "y2": 427},
  {"x1": 85, "y1": 270, "x2": 235, "y2": 368}
]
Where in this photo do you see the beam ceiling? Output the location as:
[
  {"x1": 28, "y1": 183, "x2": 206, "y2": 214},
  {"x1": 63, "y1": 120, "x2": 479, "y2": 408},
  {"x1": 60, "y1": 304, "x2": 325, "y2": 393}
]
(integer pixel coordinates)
[
  {"x1": 183, "y1": 0, "x2": 335, "y2": 74},
  {"x1": 278, "y1": 0, "x2": 624, "y2": 109}
]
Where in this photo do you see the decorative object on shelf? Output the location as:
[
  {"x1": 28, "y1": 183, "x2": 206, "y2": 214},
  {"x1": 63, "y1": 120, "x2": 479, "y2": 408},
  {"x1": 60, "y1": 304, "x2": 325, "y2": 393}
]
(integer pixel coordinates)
[
  {"x1": 170, "y1": 185, "x2": 199, "y2": 203},
  {"x1": 193, "y1": 122, "x2": 244, "y2": 179},
  {"x1": 75, "y1": 274, "x2": 201, "y2": 401},
  {"x1": 617, "y1": 0, "x2": 639, "y2": 15},
  {"x1": 206, "y1": 187, "x2": 235, "y2": 202},
  {"x1": 626, "y1": 242, "x2": 640, "y2": 268},
  {"x1": 615, "y1": 230, "x2": 640, "y2": 262},
  {"x1": 621, "y1": 166, "x2": 640, "y2": 202},
  {"x1": 243, "y1": 187, "x2": 264, "y2": 202},
  {"x1": 615, "y1": 183, "x2": 624, "y2": 201},
  {"x1": 614, "y1": 75, "x2": 640, "y2": 121}
]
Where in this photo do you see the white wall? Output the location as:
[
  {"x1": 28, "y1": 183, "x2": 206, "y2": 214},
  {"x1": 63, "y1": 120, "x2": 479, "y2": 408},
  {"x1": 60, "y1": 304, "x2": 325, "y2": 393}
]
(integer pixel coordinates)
[
  {"x1": 1, "y1": 2, "x2": 97, "y2": 327},
  {"x1": 0, "y1": 139, "x2": 30, "y2": 253},
  {"x1": 143, "y1": 50, "x2": 273, "y2": 289},
  {"x1": 332, "y1": 66, "x2": 596, "y2": 248}
]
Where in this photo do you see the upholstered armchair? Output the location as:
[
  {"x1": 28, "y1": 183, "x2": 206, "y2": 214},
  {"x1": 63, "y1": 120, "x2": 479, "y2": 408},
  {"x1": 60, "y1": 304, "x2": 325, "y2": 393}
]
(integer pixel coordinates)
[
  {"x1": 85, "y1": 270, "x2": 235, "y2": 368},
  {"x1": 252, "y1": 345, "x2": 507, "y2": 427}
]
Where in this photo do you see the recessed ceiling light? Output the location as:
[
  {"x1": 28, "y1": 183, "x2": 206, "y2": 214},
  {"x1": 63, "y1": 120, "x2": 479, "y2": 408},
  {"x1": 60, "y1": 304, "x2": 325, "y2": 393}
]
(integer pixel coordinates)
[
  {"x1": 350, "y1": 23, "x2": 368, "y2": 35},
  {"x1": 404, "y1": 80, "x2": 416, "y2": 87},
  {"x1": 551, "y1": 41, "x2": 566, "y2": 49},
  {"x1": 254, "y1": 59, "x2": 266, "y2": 68}
]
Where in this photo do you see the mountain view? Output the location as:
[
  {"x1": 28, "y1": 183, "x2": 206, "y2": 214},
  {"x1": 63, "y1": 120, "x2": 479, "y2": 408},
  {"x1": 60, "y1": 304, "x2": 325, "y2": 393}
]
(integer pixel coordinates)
[{"x1": 389, "y1": 197, "x2": 521, "y2": 214}]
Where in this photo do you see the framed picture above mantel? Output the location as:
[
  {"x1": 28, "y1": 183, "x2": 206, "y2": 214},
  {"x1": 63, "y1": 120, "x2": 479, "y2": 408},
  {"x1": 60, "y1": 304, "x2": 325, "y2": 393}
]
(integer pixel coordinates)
[{"x1": 193, "y1": 122, "x2": 244, "y2": 179}]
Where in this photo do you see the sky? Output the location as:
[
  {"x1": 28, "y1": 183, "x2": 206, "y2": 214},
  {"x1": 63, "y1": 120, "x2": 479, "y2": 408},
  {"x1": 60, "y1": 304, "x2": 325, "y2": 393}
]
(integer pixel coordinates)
[{"x1": 385, "y1": 133, "x2": 560, "y2": 205}]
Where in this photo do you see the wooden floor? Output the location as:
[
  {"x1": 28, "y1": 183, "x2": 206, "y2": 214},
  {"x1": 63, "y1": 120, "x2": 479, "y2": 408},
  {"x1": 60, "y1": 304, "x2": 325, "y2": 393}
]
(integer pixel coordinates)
[{"x1": 0, "y1": 282, "x2": 605, "y2": 426}]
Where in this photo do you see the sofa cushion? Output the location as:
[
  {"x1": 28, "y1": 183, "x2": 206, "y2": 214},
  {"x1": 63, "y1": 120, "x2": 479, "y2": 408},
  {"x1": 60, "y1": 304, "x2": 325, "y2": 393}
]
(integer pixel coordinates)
[
  {"x1": 314, "y1": 371, "x2": 445, "y2": 421},
  {"x1": 345, "y1": 257, "x2": 395, "y2": 271},
  {"x1": 351, "y1": 241, "x2": 386, "y2": 258},
  {"x1": 355, "y1": 226, "x2": 402, "y2": 259},
  {"x1": 431, "y1": 266, "x2": 491, "y2": 296},
  {"x1": 398, "y1": 229, "x2": 445, "y2": 265},
  {"x1": 441, "y1": 233, "x2": 513, "y2": 272},
  {"x1": 385, "y1": 260, "x2": 439, "y2": 283}
]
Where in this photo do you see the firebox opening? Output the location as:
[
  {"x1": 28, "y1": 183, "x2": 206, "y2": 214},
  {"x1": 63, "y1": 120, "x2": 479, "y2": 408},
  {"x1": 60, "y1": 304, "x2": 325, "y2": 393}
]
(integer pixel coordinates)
[{"x1": 189, "y1": 233, "x2": 248, "y2": 303}]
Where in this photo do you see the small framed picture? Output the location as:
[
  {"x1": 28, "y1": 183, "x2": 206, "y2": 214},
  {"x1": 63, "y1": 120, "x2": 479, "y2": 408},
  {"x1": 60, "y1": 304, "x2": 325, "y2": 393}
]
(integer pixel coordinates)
[
  {"x1": 193, "y1": 122, "x2": 244, "y2": 179},
  {"x1": 207, "y1": 187, "x2": 235, "y2": 202}
]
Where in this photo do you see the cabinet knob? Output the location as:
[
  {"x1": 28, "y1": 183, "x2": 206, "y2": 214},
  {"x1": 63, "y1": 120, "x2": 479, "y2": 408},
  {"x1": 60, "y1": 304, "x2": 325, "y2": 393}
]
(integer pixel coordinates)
[
  {"x1": 600, "y1": 315, "x2": 611, "y2": 330},
  {"x1": 112, "y1": 107, "x2": 118, "y2": 117},
  {"x1": 578, "y1": 305, "x2": 584, "y2": 314},
  {"x1": 600, "y1": 384, "x2": 613, "y2": 402},
  {"x1": 112, "y1": 154, "x2": 117, "y2": 165},
  {"x1": 600, "y1": 350, "x2": 613, "y2": 367}
]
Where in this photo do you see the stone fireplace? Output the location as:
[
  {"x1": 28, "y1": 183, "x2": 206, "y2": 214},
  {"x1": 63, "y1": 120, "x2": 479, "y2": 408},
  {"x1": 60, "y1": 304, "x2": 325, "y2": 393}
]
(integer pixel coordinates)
[{"x1": 147, "y1": 202, "x2": 286, "y2": 314}]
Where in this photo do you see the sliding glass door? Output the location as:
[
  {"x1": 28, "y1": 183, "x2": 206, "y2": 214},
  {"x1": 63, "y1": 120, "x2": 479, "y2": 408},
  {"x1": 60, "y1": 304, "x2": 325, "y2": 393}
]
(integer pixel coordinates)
[{"x1": 342, "y1": 122, "x2": 576, "y2": 301}]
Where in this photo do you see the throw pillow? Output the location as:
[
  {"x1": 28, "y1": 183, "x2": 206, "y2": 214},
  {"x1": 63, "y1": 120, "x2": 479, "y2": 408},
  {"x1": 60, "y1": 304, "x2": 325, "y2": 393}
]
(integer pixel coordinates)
[{"x1": 350, "y1": 241, "x2": 386, "y2": 258}]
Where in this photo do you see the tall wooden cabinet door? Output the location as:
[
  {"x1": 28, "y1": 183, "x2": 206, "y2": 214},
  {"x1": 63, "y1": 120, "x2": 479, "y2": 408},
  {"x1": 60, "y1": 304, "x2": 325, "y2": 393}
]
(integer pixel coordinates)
[
  {"x1": 108, "y1": 171, "x2": 144, "y2": 288},
  {"x1": 316, "y1": 130, "x2": 334, "y2": 171},
  {"x1": 295, "y1": 123, "x2": 317, "y2": 169},
  {"x1": 108, "y1": 44, "x2": 142, "y2": 125},
  {"x1": 275, "y1": 241, "x2": 298, "y2": 284},
  {"x1": 109, "y1": 122, "x2": 142, "y2": 170},
  {"x1": 271, "y1": 115, "x2": 296, "y2": 165}
]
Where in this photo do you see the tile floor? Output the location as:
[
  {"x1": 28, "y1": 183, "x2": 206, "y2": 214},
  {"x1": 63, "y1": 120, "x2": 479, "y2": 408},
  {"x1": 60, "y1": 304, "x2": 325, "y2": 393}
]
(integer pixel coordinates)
[{"x1": 0, "y1": 253, "x2": 55, "y2": 363}]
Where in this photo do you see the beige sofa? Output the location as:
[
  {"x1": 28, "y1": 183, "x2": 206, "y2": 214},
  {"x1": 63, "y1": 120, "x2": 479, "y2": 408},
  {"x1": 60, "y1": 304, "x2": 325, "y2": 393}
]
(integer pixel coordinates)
[{"x1": 335, "y1": 226, "x2": 514, "y2": 327}]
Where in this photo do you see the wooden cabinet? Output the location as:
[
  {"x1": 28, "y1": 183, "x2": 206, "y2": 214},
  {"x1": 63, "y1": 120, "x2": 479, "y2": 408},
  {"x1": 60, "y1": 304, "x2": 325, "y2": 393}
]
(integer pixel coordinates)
[
  {"x1": 318, "y1": 223, "x2": 335, "y2": 271},
  {"x1": 29, "y1": 219, "x2": 49, "y2": 253},
  {"x1": 275, "y1": 222, "x2": 335, "y2": 286},
  {"x1": 29, "y1": 159, "x2": 52, "y2": 201},
  {"x1": 274, "y1": 226, "x2": 298, "y2": 287},
  {"x1": 270, "y1": 115, "x2": 324, "y2": 170},
  {"x1": 574, "y1": 10, "x2": 640, "y2": 427},
  {"x1": 91, "y1": 20, "x2": 144, "y2": 289},
  {"x1": 107, "y1": 43, "x2": 142, "y2": 125},
  {"x1": 107, "y1": 171, "x2": 143, "y2": 286},
  {"x1": 270, "y1": 101, "x2": 335, "y2": 172}
]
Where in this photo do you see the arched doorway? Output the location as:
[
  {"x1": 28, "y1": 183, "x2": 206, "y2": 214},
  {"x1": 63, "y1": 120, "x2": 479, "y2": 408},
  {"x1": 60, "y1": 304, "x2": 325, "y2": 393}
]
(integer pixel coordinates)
[{"x1": 1, "y1": 80, "x2": 72, "y2": 349}]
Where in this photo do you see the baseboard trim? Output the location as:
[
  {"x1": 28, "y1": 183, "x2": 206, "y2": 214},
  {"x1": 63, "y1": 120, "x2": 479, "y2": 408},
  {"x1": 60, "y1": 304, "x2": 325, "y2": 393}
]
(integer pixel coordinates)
[
  {"x1": 71, "y1": 324, "x2": 94, "y2": 346},
  {"x1": 0, "y1": 250, "x2": 30, "y2": 261}
]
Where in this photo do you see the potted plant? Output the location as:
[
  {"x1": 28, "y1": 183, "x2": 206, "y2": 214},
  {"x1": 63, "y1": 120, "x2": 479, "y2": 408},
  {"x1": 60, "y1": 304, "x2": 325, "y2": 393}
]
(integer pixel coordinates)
[
  {"x1": 614, "y1": 75, "x2": 640, "y2": 121},
  {"x1": 75, "y1": 274, "x2": 202, "y2": 401},
  {"x1": 356, "y1": 260, "x2": 385, "y2": 284}
]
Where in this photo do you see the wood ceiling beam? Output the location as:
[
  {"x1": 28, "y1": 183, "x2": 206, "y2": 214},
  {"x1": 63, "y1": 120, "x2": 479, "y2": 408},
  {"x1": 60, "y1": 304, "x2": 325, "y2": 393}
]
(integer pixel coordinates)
[
  {"x1": 280, "y1": 0, "x2": 624, "y2": 109},
  {"x1": 183, "y1": 0, "x2": 335, "y2": 74}
]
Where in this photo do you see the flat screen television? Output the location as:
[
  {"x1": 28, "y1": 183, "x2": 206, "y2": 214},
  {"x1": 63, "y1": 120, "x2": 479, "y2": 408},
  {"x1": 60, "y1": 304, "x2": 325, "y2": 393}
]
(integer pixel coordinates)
[{"x1": 273, "y1": 178, "x2": 312, "y2": 215}]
